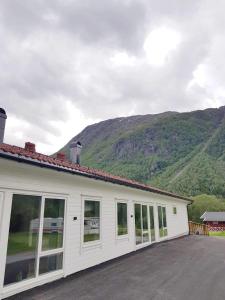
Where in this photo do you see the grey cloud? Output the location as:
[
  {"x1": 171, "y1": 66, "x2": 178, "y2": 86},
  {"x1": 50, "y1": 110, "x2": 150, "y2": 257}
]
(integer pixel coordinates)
[
  {"x1": 0, "y1": 0, "x2": 225, "y2": 152},
  {"x1": 58, "y1": 0, "x2": 148, "y2": 52}
]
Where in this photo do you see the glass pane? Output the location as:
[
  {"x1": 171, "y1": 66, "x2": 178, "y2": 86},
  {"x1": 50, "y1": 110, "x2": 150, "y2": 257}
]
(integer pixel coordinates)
[
  {"x1": 39, "y1": 253, "x2": 63, "y2": 275},
  {"x1": 143, "y1": 232, "x2": 149, "y2": 243},
  {"x1": 42, "y1": 198, "x2": 65, "y2": 251},
  {"x1": 117, "y1": 203, "x2": 128, "y2": 235},
  {"x1": 149, "y1": 206, "x2": 155, "y2": 242},
  {"x1": 162, "y1": 207, "x2": 167, "y2": 228},
  {"x1": 142, "y1": 205, "x2": 149, "y2": 242},
  {"x1": 84, "y1": 200, "x2": 100, "y2": 242},
  {"x1": 4, "y1": 194, "x2": 41, "y2": 286},
  {"x1": 164, "y1": 228, "x2": 168, "y2": 236},
  {"x1": 158, "y1": 206, "x2": 164, "y2": 237},
  {"x1": 135, "y1": 204, "x2": 142, "y2": 245},
  {"x1": 142, "y1": 205, "x2": 148, "y2": 230}
]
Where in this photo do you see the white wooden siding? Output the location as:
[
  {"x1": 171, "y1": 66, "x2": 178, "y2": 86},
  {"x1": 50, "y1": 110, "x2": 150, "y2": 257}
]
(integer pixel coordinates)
[{"x1": 0, "y1": 158, "x2": 189, "y2": 299}]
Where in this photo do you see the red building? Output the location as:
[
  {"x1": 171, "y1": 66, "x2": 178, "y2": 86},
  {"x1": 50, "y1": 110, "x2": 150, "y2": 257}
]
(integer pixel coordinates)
[{"x1": 200, "y1": 212, "x2": 225, "y2": 231}]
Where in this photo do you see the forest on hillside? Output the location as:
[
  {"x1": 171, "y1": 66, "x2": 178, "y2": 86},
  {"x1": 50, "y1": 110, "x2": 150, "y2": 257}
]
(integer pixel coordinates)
[{"x1": 58, "y1": 106, "x2": 225, "y2": 222}]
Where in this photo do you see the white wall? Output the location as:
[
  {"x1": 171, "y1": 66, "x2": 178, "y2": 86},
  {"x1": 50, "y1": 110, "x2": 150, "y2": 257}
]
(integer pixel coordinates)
[{"x1": 0, "y1": 158, "x2": 189, "y2": 298}]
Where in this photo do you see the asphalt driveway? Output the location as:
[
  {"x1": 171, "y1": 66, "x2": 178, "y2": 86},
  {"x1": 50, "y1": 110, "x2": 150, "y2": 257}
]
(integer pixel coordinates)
[{"x1": 7, "y1": 236, "x2": 225, "y2": 300}]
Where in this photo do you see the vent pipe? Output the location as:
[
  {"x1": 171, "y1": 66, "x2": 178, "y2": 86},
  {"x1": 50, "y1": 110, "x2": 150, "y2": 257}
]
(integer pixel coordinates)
[
  {"x1": 0, "y1": 108, "x2": 7, "y2": 144},
  {"x1": 69, "y1": 140, "x2": 82, "y2": 165}
]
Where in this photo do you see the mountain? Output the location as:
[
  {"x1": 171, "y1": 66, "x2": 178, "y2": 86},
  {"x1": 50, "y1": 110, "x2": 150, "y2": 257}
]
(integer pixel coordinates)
[{"x1": 58, "y1": 106, "x2": 225, "y2": 198}]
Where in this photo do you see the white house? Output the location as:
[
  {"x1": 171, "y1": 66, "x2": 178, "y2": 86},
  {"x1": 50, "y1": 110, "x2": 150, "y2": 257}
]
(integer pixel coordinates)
[{"x1": 0, "y1": 109, "x2": 192, "y2": 299}]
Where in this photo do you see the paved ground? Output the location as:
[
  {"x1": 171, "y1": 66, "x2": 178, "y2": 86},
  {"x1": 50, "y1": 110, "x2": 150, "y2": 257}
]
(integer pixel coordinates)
[{"x1": 8, "y1": 236, "x2": 225, "y2": 300}]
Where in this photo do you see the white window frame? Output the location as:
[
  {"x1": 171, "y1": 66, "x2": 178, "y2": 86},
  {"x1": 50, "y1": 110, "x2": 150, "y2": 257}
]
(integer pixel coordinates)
[
  {"x1": 115, "y1": 199, "x2": 129, "y2": 240},
  {"x1": 133, "y1": 201, "x2": 156, "y2": 248},
  {"x1": 157, "y1": 204, "x2": 168, "y2": 239},
  {"x1": 149, "y1": 204, "x2": 156, "y2": 243},
  {"x1": 81, "y1": 195, "x2": 102, "y2": 248},
  {"x1": 37, "y1": 194, "x2": 66, "y2": 277},
  {"x1": 2, "y1": 190, "x2": 67, "y2": 293},
  {"x1": 173, "y1": 206, "x2": 177, "y2": 215}
]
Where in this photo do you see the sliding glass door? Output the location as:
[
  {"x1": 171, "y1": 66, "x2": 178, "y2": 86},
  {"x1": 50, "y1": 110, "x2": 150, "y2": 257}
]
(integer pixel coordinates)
[
  {"x1": 149, "y1": 206, "x2": 155, "y2": 242},
  {"x1": 158, "y1": 206, "x2": 167, "y2": 238},
  {"x1": 39, "y1": 198, "x2": 64, "y2": 275},
  {"x1": 142, "y1": 205, "x2": 149, "y2": 243},
  {"x1": 4, "y1": 194, "x2": 65, "y2": 286},
  {"x1": 4, "y1": 195, "x2": 41, "y2": 285},
  {"x1": 134, "y1": 203, "x2": 155, "y2": 246}
]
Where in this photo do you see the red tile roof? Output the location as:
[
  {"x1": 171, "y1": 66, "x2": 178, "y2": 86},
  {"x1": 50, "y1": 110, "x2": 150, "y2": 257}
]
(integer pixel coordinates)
[{"x1": 0, "y1": 143, "x2": 192, "y2": 202}]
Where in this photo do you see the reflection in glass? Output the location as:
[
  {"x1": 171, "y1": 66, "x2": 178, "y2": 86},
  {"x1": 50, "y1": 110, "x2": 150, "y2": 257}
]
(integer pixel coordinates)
[
  {"x1": 158, "y1": 206, "x2": 164, "y2": 237},
  {"x1": 117, "y1": 203, "x2": 128, "y2": 235},
  {"x1": 42, "y1": 198, "x2": 65, "y2": 251},
  {"x1": 4, "y1": 194, "x2": 41, "y2": 286},
  {"x1": 162, "y1": 207, "x2": 167, "y2": 228},
  {"x1": 39, "y1": 253, "x2": 63, "y2": 275},
  {"x1": 84, "y1": 200, "x2": 100, "y2": 242},
  {"x1": 142, "y1": 205, "x2": 148, "y2": 230},
  {"x1": 158, "y1": 206, "x2": 167, "y2": 238},
  {"x1": 149, "y1": 206, "x2": 155, "y2": 242},
  {"x1": 135, "y1": 204, "x2": 142, "y2": 245},
  {"x1": 142, "y1": 205, "x2": 149, "y2": 243},
  {"x1": 143, "y1": 232, "x2": 149, "y2": 243}
]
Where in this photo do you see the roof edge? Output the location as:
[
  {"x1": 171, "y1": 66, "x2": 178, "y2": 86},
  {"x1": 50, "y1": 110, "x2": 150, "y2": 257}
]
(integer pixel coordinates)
[{"x1": 0, "y1": 148, "x2": 193, "y2": 203}]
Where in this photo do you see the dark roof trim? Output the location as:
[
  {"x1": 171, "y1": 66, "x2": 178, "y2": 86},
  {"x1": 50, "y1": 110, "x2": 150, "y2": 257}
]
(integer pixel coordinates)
[{"x1": 0, "y1": 151, "x2": 192, "y2": 203}]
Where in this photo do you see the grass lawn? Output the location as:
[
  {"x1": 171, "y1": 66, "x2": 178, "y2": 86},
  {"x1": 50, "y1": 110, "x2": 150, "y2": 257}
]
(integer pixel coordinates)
[
  {"x1": 209, "y1": 231, "x2": 225, "y2": 237},
  {"x1": 7, "y1": 232, "x2": 63, "y2": 255},
  {"x1": 84, "y1": 233, "x2": 100, "y2": 242}
]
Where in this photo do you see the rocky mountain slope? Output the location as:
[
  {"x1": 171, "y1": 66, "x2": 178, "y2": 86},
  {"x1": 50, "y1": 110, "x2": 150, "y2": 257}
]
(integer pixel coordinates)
[{"x1": 58, "y1": 106, "x2": 225, "y2": 198}]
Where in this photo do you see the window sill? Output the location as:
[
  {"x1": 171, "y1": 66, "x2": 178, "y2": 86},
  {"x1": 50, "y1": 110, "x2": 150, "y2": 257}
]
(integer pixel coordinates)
[
  {"x1": 116, "y1": 234, "x2": 129, "y2": 241},
  {"x1": 159, "y1": 236, "x2": 168, "y2": 240},
  {"x1": 82, "y1": 241, "x2": 102, "y2": 251}
]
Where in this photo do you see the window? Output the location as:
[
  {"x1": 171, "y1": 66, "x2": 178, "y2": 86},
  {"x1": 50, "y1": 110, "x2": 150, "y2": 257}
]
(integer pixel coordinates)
[
  {"x1": 117, "y1": 202, "x2": 128, "y2": 236},
  {"x1": 84, "y1": 200, "x2": 100, "y2": 243},
  {"x1": 4, "y1": 194, "x2": 65, "y2": 286},
  {"x1": 149, "y1": 206, "x2": 155, "y2": 242},
  {"x1": 39, "y1": 198, "x2": 65, "y2": 276},
  {"x1": 142, "y1": 205, "x2": 149, "y2": 243},
  {"x1": 4, "y1": 194, "x2": 41, "y2": 285},
  {"x1": 135, "y1": 204, "x2": 142, "y2": 245},
  {"x1": 173, "y1": 207, "x2": 177, "y2": 215},
  {"x1": 134, "y1": 203, "x2": 150, "y2": 245},
  {"x1": 42, "y1": 198, "x2": 65, "y2": 251},
  {"x1": 39, "y1": 253, "x2": 63, "y2": 275},
  {"x1": 158, "y1": 206, "x2": 167, "y2": 238}
]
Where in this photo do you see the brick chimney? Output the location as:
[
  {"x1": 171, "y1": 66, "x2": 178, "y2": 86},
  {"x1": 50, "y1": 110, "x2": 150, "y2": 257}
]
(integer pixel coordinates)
[
  {"x1": 56, "y1": 152, "x2": 66, "y2": 161},
  {"x1": 25, "y1": 142, "x2": 36, "y2": 153}
]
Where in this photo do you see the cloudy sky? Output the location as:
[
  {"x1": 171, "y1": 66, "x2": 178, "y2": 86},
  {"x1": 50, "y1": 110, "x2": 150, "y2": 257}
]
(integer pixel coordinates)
[{"x1": 1, "y1": 0, "x2": 225, "y2": 154}]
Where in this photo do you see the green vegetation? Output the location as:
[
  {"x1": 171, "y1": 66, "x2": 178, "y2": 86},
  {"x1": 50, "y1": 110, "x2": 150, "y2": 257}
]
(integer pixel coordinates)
[
  {"x1": 58, "y1": 106, "x2": 225, "y2": 199},
  {"x1": 118, "y1": 226, "x2": 128, "y2": 235},
  {"x1": 209, "y1": 231, "x2": 225, "y2": 237},
  {"x1": 188, "y1": 194, "x2": 225, "y2": 223},
  {"x1": 8, "y1": 232, "x2": 37, "y2": 255},
  {"x1": 8, "y1": 232, "x2": 63, "y2": 255},
  {"x1": 84, "y1": 234, "x2": 100, "y2": 242},
  {"x1": 159, "y1": 228, "x2": 168, "y2": 237}
]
